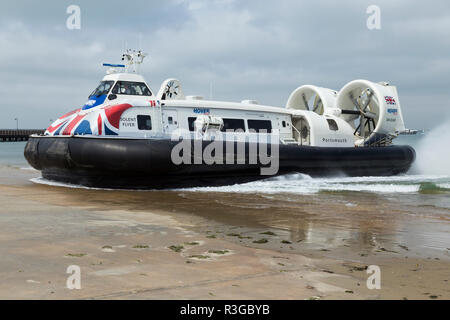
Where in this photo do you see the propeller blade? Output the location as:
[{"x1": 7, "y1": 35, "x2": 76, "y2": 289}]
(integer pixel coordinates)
[
  {"x1": 367, "y1": 118, "x2": 372, "y2": 133},
  {"x1": 313, "y1": 96, "x2": 322, "y2": 112},
  {"x1": 359, "y1": 114, "x2": 365, "y2": 138},
  {"x1": 313, "y1": 102, "x2": 322, "y2": 112},
  {"x1": 361, "y1": 89, "x2": 373, "y2": 112},
  {"x1": 363, "y1": 111, "x2": 377, "y2": 119},
  {"x1": 354, "y1": 123, "x2": 361, "y2": 136},
  {"x1": 371, "y1": 119, "x2": 376, "y2": 132},
  {"x1": 302, "y1": 93, "x2": 310, "y2": 111}
]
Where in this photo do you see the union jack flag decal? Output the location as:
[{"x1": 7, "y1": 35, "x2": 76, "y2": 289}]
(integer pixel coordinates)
[{"x1": 384, "y1": 96, "x2": 397, "y2": 105}]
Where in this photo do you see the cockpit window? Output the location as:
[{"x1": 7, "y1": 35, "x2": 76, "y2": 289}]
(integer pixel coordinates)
[
  {"x1": 89, "y1": 81, "x2": 114, "y2": 97},
  {"x1": 111, "y1": 81, "x2": 152, "y2": 96}
]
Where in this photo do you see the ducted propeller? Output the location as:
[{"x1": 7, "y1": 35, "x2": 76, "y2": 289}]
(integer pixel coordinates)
[
  {"x1": 299, "y1": 92, "x2": 324, "y2": 114},
  {"x1": 164, "y1": 80, "x2": 180, "y2": 99},
  {"x1": 340, "y1": 88, "x2": 377, "y2": 139},
  {"x1": 287, "y1": 85, "x2": 337, "y2": 115},
  {"x1": 156, "y1": 79, "x2": 185, "y2": 100}
]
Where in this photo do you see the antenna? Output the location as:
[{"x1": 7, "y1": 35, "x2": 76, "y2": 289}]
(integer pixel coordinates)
[{"x1": 121, "y1": 49, "x2": 147, "y2": 73}]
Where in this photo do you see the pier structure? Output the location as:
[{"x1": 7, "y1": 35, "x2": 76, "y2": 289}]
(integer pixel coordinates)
[{"x1": 0, "y1": 129, "x2": 45, "y2": 142}]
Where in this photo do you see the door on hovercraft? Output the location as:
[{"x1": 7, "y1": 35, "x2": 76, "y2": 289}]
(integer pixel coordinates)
[
  {"x1": 164, "y1": 110, "x2": 179, "y2": 133},
  {"x1": 292, "y1": 116, "x2": 310, "y2": 146}
]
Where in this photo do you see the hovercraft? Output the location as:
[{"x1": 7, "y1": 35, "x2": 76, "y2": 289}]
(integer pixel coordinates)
[{"x1": 25, "y1": 50, "x2": 415, "y2": 189}]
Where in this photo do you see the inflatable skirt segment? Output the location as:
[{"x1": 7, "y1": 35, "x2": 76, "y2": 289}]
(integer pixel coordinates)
[{"x1": 24, "y1": 137, "x2": 416, "y2": 189}]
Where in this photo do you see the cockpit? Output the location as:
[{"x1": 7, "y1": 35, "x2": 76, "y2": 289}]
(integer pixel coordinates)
[
  {"x1": 111, "y1": 81, "x2": 152, "y2": 96},
  {"x1": 89, "y1": 80, "x2": 114, "y2": 97},
  {"x1": 83, "y1": 80, "x2": 153, "y2": 110}
]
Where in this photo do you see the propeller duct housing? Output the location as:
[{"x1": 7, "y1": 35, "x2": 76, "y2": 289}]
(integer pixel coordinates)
[
  {"x1": 336, "y1": 80, "x2": 406, "y2": 146},
  {"x1": 286, "y1": 85, "x2": 338, "y2": 115},
  {"x1": 156, "y1": 79, "x2": 185, "y2": 100}
]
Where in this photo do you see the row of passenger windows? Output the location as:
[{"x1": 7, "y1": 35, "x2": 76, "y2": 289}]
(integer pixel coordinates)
[
  {"x1": 135, "y1": 116, "x2": 338, "y2": 132},
  {"x1": 188, "y1": 118, "x2": 273, "y2": 133},
  {"x1": 134, "y1": 116, "x2": 275, "y2": 132}
]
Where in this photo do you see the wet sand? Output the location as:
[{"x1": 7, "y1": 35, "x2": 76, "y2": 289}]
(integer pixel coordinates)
[{"x1": 0, "y1": 165, "x2": 448, "y2": 300}]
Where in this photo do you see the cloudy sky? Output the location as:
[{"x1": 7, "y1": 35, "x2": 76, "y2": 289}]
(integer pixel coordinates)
[{"x1": 1, "y1": 0, "x2": 449, "y2": 129}]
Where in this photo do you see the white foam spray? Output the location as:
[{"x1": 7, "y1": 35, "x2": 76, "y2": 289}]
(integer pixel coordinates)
[{"x1": 413, "y1": 120, "x2": 450, "y2": 175}]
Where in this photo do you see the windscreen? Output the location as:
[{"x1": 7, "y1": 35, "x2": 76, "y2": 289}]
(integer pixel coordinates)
[
  {"x1": 111, "y1": 81, "x2": 152, "y2": 96},
  {"x1": 89, "y1": 81, "x2": 114, "y2": 97}
]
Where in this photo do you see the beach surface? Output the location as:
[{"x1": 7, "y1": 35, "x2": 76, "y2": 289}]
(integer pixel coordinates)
[{"x1": 0, "y1": 161, "x2": 448, "y2": 300}]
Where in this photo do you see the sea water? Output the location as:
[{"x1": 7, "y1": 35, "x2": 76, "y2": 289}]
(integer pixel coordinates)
[
  {"x1": 0, "y1": 141, "x2": 29, "y2": 168},
  {"x1": 3, "y1": 135, "x2": 449, "y2": 204},
  {"x1": 180, "y1": 133, "x2": 450, "y2": 209},
  {"x1": 1, "y1": 136, "x2": 449, "y2": 258}
]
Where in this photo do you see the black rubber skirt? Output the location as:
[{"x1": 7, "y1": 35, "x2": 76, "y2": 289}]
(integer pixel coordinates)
[{"x1": 24, "y1": 136, "x2": 416, "y2": 189}]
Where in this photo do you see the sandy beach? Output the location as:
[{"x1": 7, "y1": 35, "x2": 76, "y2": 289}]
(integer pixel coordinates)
[
  {"x1": 2, "y1": 0, "x2": 450, "y2": 305},
  {"x1": 0, "y1": 163, "x2": 448, "y2": 300}
]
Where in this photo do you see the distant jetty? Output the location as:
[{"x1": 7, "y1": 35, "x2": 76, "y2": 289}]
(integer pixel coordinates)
[
  {"x1": 0, "y1": 129, "x2": 44, "y2": 142},
  {"x1": 399, "y1": 129, "x2": 424, "y2": 135}
]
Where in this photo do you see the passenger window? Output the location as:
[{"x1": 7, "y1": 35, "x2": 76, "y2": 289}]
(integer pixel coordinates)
[
  {"x1": 282, "y1": 120, "x2": 286, "y2": 127},
  {"x1": 221, "y1": 118, "x2": 245, "y2": 132},
  {"x1": 168, "y1": 116, "x2": 173, "y2": 124},
  {"x1": 327, "y1": 119, "x2": 338, "y2": 131},
  {"x1": 247, "y1": 119, "x2": 272, "y2": 133},
  {"x1": 137, "y1": 115, "x2": 152, "y2": 130}
]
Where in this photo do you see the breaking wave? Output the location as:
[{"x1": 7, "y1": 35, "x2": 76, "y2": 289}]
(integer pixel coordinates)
[
  {"x1": 413, "y1": 120, "x2": 450, "y2": 175},
  {"x1": 179, "y1": 173, "x2": 450, "y2": 195},
  {"x1": 31, "y1": 173, "x2": 450, "y2": 195}
]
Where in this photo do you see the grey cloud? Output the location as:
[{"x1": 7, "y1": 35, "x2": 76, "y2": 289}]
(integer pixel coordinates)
[{"x1": 0, "y1": 0, "x2": 449, "y2": 130}]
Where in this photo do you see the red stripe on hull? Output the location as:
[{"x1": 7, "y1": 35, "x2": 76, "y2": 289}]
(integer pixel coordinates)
[
  {"x1": 58, "y1": 108, "x2": 81, "y2": 120},
  {"x1": 47, "y1": 120, "x2": 67, "y2": 133},
  {"x1": 104, "y1": 104, "x2": 133, "y2": 129},
  {"x1": 62, "y1": 115, "x2": 84, "y2": 135},
  {"x1": 97, "y1": 115, "x2": 103, "y2": 135}
]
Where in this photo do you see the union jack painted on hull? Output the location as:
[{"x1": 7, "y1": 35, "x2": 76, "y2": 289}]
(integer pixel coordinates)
[{"x1": 45, "y1": 101, "x2": 159, "y2": 136}]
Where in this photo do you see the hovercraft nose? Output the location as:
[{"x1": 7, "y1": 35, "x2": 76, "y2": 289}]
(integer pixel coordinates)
[{"x1": 24, "y1": 137, "x2": 41, "y2": 170}]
